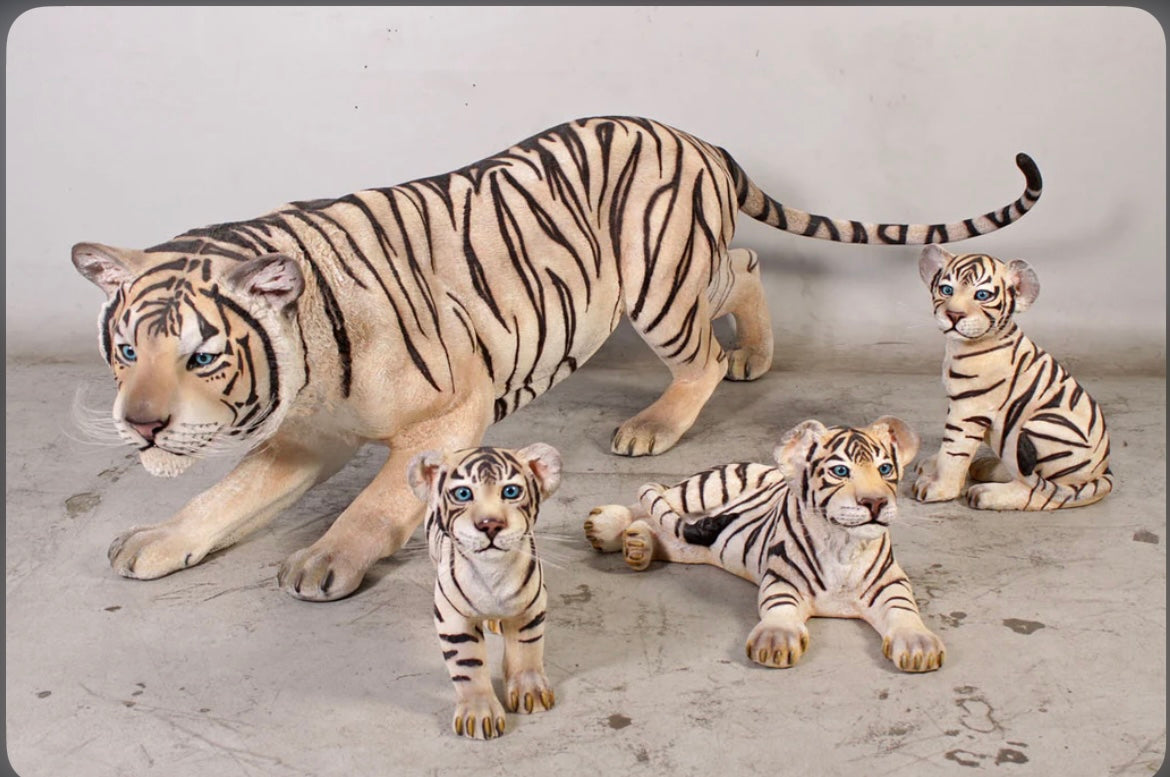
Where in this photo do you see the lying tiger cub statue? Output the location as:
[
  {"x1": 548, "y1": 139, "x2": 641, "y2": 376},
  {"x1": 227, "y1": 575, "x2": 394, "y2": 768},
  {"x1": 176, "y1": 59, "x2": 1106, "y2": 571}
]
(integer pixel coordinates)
[
  {"x1": 585, "y1": 417, "x2": 945, "y2": 672},
  {"x1": 71, "y1": 115, "x2": 1041, "y2": 600},
  {"x1": 408, "y1": 444, "x2": 561, "y2": 740},
  {"x1": 912, "y1": 246, "x2": 1113, "y2": 510}
]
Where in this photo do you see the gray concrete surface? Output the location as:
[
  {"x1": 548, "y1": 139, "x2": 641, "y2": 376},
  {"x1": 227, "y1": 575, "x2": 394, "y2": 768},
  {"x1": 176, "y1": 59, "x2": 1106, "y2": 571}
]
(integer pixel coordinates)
[{"x1": 5, "y1": 352, "x2": 1165, "y2": 776}]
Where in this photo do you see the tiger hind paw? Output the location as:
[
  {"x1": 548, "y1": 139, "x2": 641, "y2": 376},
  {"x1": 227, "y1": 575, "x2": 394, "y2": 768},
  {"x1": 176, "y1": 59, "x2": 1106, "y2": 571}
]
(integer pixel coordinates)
[
  {"x1": 584, "y1": 505, "x2": 634, "y2": 552},
  {"x1": 622, "y1": 521, "x2": 656, "y2": 571}
]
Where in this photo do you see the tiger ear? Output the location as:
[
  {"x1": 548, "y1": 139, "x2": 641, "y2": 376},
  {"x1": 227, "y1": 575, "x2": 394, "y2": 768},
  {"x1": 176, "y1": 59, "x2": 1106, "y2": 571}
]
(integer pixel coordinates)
[
  {"x1": 72, "y1": 243, "x2": 149, "y2": 297},
  {"x1": 918, "y1": 245, "x2": 953, "y2": 287},
  {"x1": 407, "y1": 451, "x2": 445, "y2": 503},
  {"x1": 773, "y1": 420, "x2": 827, "y2": 481},
  {"x1": 226, "y1": 253, "x2": 304, "y2": 310},
  {"x1": 868, "y1": 416, "x2": 920, "y2": 468},
  {"x1": 1007, "y1": 259, "x2": 1040, "y2": 312},
  {"x1": 516, "y1": 442, "x2": 562, "y2": 498}
]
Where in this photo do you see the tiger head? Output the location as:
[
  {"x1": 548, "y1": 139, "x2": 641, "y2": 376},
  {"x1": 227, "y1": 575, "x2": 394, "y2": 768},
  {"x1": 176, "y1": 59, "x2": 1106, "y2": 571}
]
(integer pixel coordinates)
[
  {"x1": 72, "y1": 242, "x2": 307, "y2": 477},
  {"x1": 918, "y1": 245, "x2": 1040, "y2": 340},
  {"x1": 408, "y1": 445, "x2": 562, "y2": 555},
  {"x1": 773, "y1": 417, "x2": 919, "y2": 539}
]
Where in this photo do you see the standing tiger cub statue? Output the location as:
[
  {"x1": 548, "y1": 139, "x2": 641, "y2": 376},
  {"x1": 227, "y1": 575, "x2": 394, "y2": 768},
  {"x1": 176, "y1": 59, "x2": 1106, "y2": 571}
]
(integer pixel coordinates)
[
  {"x1": 912, "y1": 246, "x2": 1113, "y2": 510},
  {"x1": 584, "y1": 417, "x2": 946, "y2": 673},
  {"x1": 71, "y1": 116, "x2": 1042, "y2": 601},
  {"x1": 408, "y1": 444, "x2": 560, "y2": 740}
]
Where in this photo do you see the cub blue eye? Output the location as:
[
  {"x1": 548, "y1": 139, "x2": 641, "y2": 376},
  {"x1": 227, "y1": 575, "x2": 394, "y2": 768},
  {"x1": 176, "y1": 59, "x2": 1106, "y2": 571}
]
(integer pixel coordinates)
[
  {"x1": 974, "y1": 289, "x2": 993, "y2": 301},
  {"x1": 118, "y1": 344, "x2": 137, "y2": 362},
  {"x1": 829, "y1": 464, "x2": 850, "y2": 478},
  {"x1": 451, "y1": 486, "x2": 473, "y2": 502},
  {"x1": 938, "y1": 284, "x2": 954, "y2": 297},
  {"x1": 188, "y1": 352, "x2": 217, "y2": 369},
  {"x1": 878, "y1": 463, "x2": 894, "y2": 476},
  {"x1": 501, "y1": 484, "x2": 523, "y2": 499}
]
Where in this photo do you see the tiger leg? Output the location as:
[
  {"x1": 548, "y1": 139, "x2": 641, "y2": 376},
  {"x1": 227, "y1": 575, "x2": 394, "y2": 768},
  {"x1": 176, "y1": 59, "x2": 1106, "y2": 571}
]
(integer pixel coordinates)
[
  {"x1": 108, "y1": 433, "x2": 355, "y2": 580},
  {"x1": 967, "y1": 470, "x2": 1114, "y2": 511},
  {"x1": 712, "y1": 248, "x2": 773, "y2": 381},
  {"x1": 502, "y1": 587, "x2": 555, "y2": 715},
  {"x1": 913, "y1": 409, "x2": 988, "y2": 502},
  {"x1": 278, "y1": 373, "x2": 494, "y2": 601},
  {"x1": 435, "y1": 606, "x2": 506, "y2": 740},
  {"x1": 621, "y1": 482, "x2": 736, "y2": 571},
  {"x1": 611, "y1": 292, "x2": 726, "y2": 457},
  {"x1": 747, "y1": 576, "x2": 814, "y2": 668},
  {"x1": 857, "y1": 560, "x2": 945, "y2": 672}
]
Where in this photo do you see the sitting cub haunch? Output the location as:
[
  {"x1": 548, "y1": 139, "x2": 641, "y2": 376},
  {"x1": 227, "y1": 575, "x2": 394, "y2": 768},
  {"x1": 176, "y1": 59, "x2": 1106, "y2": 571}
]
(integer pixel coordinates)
[
  {"x1": 585, "y1": 418, "x2": 945, "y2": 673},
  {"x1": 913, "y1": 246, "x2": 1113, "y2": 510},
  {"x1": 408, "y1": 444, "x2": 562, "y2": 740}
]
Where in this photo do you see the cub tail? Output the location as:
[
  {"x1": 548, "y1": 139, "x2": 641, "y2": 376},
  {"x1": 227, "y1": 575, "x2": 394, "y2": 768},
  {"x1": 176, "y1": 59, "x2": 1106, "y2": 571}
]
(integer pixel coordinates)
[{"x1": 720, "y1": 149, "x2": 1042, "y2": 245}]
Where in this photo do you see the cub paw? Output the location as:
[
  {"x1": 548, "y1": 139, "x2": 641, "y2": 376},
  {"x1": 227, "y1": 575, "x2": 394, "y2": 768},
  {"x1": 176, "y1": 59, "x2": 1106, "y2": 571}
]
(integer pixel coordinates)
[
  {"x1": 453, "y1": 692, "x2": 507, "y2": 740},
  {"x1": 883, "y1": 627, "x2": 946, "y2": 673},
  {"x1": 745, "y1": 620, "x2": 810, "y2": 668},
  {"x1": 912, "y1": 469, "x2": 961, "y2": 503},
  {"x1": 108, "y1": 525, "x2": 206, "y2": 579},
  {"x1": 506, "y1": 670, "x2": 555, "y2": 715},
  {"x1": 621, "y1": 521, "x2": 656, "y2": 571},
  {"x1": 725, "y1": 347, "x2": 772, "y2": 382},
  {"x1": 584, "y1": 505, "x2": 634, "y2": 552},
  {"x1": 277, "y1": 545, "x2": 365, "y2": 602},
  {"x1": 611, "y1": 418, "x2": 681, "y2": 457},
  {"x1": 966, "y1": 482, "x2": 1018, "y2": 511}
]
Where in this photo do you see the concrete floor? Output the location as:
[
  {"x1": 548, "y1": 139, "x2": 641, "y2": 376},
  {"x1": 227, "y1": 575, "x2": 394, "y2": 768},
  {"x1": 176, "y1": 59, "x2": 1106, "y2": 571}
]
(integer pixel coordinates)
[{"x1": 5, "y1": 353, "x2": 1166, "y2": 776}]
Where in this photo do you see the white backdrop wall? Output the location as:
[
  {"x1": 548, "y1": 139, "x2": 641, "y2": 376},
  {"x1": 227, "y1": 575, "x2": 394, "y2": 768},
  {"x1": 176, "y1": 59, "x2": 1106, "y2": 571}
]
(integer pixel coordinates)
[{"x1": 6, "y1": 6, "x2": 1165, "y2": 373}]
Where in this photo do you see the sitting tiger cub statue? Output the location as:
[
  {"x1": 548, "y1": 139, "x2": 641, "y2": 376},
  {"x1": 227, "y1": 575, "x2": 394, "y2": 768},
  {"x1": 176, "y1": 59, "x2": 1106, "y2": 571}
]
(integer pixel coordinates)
[
  {"x1": 912, "y1": 246, "x2": 1113, "y2": 510},
  {"x1": 71, "y1": 116, "x2": 1041, "y2": 600},
  {"x1": 585, "y1": 417, "x2": 945, "y2": 673},
  {"x1": 408, "y1": 444, "x2": 561, "y2": 740}
]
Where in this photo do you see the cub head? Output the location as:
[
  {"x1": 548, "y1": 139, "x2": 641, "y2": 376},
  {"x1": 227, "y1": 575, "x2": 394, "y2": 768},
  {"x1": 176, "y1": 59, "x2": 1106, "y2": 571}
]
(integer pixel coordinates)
[
  {"x1": 773, "y1": 417, "x2": 919, "y2": 539},
  {"x1": 72, "y1": 242, "x2": 306, "y2": 477},
  {"x1": 919, "y1": 245, "x2": 1040, "y2": 340},
  {"x1": 408, "y1": 444, "x2": 562, "y2": 554}
]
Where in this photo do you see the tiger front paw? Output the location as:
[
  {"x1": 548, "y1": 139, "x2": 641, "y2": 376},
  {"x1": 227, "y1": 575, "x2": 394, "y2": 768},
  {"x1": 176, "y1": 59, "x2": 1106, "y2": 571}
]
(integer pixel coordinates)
[
  {"x1": 912, "y1": 469, "x2": 962, "y2": 503},
  {"x1": 583, "y1": 505, "x2": 634, "y2": 552},
  {"x1": 506, "y1": 670, "x2": 555, "y2": 714},
  {"x1": 745, "y1": 619, "x2": 810, "y2": 668},
  {"x1": 882, "y1": 627, "x2": 946, "y2": 673},
  {"x1": 277, "y1": 544, "x2": 366, "y2": 602},
  {"x1": 108, "y1": 524, "x2": 207, "y2": 579},
  {"x1": 452, "y1": 692, "x2": 507, "y2": 740}
]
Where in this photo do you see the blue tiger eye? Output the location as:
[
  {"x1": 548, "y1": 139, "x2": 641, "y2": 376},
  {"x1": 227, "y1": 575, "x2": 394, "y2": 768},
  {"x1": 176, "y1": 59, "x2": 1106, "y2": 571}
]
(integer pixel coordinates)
[
  {"x1": 187, "y1": 352, "x2": 216, "y2": 369},
  {"x1": 501, "y1": 483, "x2": 523, "y2": 500},
  {"x1": 878, "y1": 463, "x2": 895, "y2": 476},
  {"x1": 974, "y1": 289, "x2": 993, "y2": 301},
  {"x1": 938, "y1": 284, "x2": 954, "y2": 297},
  {"x1": 450, "y1": 486, "x2": 473, "y2": 502},
  {"x1": 118, "y1": 344, "x2": 137, "y2": 362},
  {"x1": 829, "y1": 464, "x2": 850, "y2": 478}
]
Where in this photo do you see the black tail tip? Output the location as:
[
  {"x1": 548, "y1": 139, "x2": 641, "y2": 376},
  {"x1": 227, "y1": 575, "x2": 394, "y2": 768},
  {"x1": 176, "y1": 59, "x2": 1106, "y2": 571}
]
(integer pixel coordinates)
[{"x1": 1015, "y1": 152, "x2": 1042, "y2": 191}]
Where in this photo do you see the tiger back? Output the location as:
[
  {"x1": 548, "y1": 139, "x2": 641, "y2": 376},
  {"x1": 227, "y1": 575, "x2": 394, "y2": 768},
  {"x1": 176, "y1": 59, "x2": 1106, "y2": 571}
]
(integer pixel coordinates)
[
  {"x1": 585, "y1": 417, "x2": 946, "y2": 673},
  {"x1": 912, "y1": 245, "x2": 1113, "y2": 510},
  {"x1": 408, "y1": 444, "x2": 561, "y2": 739}
]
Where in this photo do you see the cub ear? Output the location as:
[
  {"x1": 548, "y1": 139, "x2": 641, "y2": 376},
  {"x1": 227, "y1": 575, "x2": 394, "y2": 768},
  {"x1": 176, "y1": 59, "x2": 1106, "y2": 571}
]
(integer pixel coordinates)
[
  {"x1": 516, "y1": 442, "x2": 562, "y2": 498},
  {"x1": 1007, "y1": 259, "x2": 1040, "y2": 313},
  {"x1": 868, "y1": 416, "x2": 920, "y2": 468},
  {"x1": 226, "y1": 253, "x2": 304, "y2": 310},
  {"x1": 918, "y1": 245, "x2": 953, "y2": 287},
  {"x1": 406, "y1": 451, "x2": 445, "y2": 503},
  {"x1": 72, "y1": 243, "x2": 148, "y2": 297},
  {"x1": 773, "y1": 420, "x2": 828, "y2": 481}
]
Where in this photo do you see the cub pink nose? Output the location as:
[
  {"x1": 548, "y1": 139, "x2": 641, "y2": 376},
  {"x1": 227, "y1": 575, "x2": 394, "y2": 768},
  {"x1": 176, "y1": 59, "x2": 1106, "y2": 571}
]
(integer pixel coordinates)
[
  {"x1": 858, "y1": 497, "x2": 888, "y2": 520},
  {"x1": 474, "y1": 516, "x2": 506, "y2": 540},
  {"x1": 125, "y1": 417, "x2": 169, "y2": 443},
  {"x1": 946, "y1": 310, "x2": 964, "y2": 325}
]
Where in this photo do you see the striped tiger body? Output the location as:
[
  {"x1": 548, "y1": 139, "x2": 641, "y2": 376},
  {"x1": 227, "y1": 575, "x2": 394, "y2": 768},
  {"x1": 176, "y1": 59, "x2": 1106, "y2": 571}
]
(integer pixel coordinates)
[
  {"x1": 585, "y1": 418, "x2": 945, "y2": 672},
  {"x1": 408, "y1": 444, "x2": 561, "y2": 739},
  {"x1": 912, "y1": 246, "x2": 1113, "y2": 510},
  {"x1": 72, "y1": 116, "x2": 1041, "y2": 601}
]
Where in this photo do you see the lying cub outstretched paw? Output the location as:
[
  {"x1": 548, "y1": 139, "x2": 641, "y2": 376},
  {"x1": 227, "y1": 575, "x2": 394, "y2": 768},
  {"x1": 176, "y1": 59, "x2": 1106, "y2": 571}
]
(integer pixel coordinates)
[
  {"x1": 453, "y1": 692, "x2": 507, "y2": 740},
  {"x1": 108, "y1": 524, "x2": 206, "y2": 579},
  {"x1": 506, "y1": 670, "x2": 555, "y2": 715},
  {"x1": 745, "y1": 620, "x2": 810, "y2": 668},
  {"x1": 584, "y1": 505, "x2": 634, "y2": 552},
  {"x1": 882, "y1": 627, "x2": 946, "y2": 673}
]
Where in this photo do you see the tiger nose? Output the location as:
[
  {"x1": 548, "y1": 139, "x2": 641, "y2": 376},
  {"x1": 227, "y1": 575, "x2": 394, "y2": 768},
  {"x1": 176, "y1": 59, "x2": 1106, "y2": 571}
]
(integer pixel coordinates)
[
  {"x1": 126, "y1": 416, "x2": 169, "y2": 443},
  {"x1": 946, "y1": 310, "x2": 964, "y2": 325},
  {"x1": 475, "y1": 516, "x2": 506, "y2": 540},
  {"x1": 858, "y1": 497, "x2": 888, "y2": 520}
]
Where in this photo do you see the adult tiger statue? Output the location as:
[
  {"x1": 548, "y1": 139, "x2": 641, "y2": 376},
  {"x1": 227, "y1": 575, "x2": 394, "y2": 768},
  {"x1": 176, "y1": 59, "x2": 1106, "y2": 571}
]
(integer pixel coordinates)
[
  {"x1": 72, "y1": 116, "x2": 1042, "y2": 600},
  {"x1": 584, "y1": 417, "x2": 945, "y2": 672},
  {"x1": 912, "y1": 246, "x2": 1112, "y2": 510}
]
